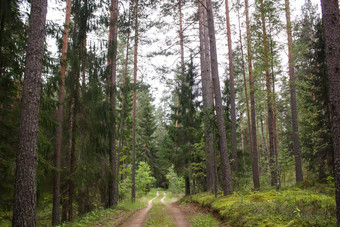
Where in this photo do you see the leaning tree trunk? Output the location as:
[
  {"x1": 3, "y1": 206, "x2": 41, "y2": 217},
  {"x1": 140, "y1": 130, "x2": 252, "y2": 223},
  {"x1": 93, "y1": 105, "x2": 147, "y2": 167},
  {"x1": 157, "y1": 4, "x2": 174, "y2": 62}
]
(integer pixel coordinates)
[
  {"x1": 206, "y1": 0, "x2": 233, "y2": 195},
  {"x1": 107, "y1": 0, "x2": 119, "y2": 208},
  {"x1": 52, "y1": 0, "x2": 72, "y2": 224},
  {"x1": 285, "y1": 0, "x2": 303, "y2": 183},
  {"x1": 198, "y1": 0, "x2": 217, "y2": 195},
  {"x1": 224, "y1": 0, "x2": 238, "y2": 174},
  {"x1": 244, "y1": 0, "x2": 260, "y2": 190},
  {"x1": 12, "y1": 0, "x2": 47, "y2": 226},
  {"x1": 320, "y1": 0, "x2": 340, "y2": 223},
  {"x1": 132, "y1": 0, "x2": 139, "y2": 202}
]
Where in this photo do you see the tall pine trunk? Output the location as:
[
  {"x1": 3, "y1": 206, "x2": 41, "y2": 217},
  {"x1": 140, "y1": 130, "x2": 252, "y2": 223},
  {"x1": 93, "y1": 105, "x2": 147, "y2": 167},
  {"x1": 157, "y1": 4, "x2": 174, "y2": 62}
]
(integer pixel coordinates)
[
  {"x1": 224, "y1": 0, "x2": 237, "y2": 174},
  {"x1": 107, "y1": 0, "x2": 119, "y2": 207},
  {"x1": 259, "y1": 0, "x2": 278, "y2": 188},
  {"x1": 285, "y1": 0, "x2": 303, "y2": 183},
  {"x1": 53, "y1": 0, "x2": 72, "y2": 224},
  {"x1": 320, "y1": 0, "x2": 340, "y2": 223},
  {"x1": 132, "y1": 0, "x2": 139, "y2": 202},
  {"x1": 237, "y1": 7, "x2": 252, "y2": 165},
  {"x1": 206, "y1": 0, "x2": 233, "y2": 195},
  {"x1": 198, "y1": 0, "x2": 217, "y2": 195},
  {"x1": 12, "y1": 0, "x2": 47, "y2": 225},
  {"x1": 244, "y1": 0, "x2": 260, "y2": 190}
]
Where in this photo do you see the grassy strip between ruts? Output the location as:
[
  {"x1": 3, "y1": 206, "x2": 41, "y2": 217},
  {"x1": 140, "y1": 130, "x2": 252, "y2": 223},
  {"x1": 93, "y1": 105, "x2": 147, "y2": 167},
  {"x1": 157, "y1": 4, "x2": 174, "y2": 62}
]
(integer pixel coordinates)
[
  {"x1": 182, "y1": 186, "x2": 336, "y2": 226},
  {"x1": 59, "y1": 189, "x2": 160, "y2": 227},
  {"x1": 144, "y1": 195, "x2": 174, "y2": 227}
]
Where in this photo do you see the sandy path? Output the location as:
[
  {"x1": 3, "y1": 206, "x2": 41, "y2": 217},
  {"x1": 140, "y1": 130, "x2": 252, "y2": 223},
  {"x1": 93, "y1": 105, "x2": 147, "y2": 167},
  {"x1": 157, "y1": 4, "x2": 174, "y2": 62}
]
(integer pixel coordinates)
[
  {"x1": 161, "y1": 192, "x2": 190, "y2": 227},
  {"x1": 119, "y1": 191, "x2": 159, "y2": 227}
]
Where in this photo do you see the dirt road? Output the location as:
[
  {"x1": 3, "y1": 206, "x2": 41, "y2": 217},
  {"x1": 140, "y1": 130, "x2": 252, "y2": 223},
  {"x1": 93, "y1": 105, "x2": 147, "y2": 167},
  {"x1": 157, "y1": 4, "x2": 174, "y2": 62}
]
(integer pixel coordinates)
[
  {"x1": 119, "y1": 191, "x2": 159, "y2": 227},
  {"x1": 160, "y1": 192, "x2": 190, "y2": 227}
]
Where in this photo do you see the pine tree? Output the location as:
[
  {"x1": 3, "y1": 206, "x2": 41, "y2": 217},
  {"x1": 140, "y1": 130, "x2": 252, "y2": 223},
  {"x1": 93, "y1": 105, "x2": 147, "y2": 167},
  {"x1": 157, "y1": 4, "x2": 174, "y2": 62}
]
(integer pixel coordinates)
[
  {"x1": 206, "y1": 0, "x2": 233, "y2": 195},
  {"x1": 320, "y1": 0, "x2": 340, "y2": 223},
  {"x1": 12, "y1": 0, "x2": 47, "y2": 225}
]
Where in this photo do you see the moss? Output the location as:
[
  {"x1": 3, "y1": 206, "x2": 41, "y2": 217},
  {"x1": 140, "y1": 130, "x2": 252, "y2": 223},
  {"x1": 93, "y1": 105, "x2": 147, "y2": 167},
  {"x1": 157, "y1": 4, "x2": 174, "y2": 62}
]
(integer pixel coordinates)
[{"x1": 184, "y1": 187, "x2": 336, "y2": 226}]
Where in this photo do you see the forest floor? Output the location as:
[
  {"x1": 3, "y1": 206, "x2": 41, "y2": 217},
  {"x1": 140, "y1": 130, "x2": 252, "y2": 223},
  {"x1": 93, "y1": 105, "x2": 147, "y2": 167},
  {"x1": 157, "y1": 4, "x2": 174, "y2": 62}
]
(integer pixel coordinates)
[{"x1": 64, "y1": 190, "x2": 223, "y2": 227}]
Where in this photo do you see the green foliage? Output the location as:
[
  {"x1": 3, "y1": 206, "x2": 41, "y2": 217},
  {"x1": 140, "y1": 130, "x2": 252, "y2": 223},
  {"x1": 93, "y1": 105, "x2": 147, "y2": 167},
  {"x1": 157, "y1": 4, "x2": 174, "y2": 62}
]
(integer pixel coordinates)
[
  {"x1": 185, "y1": 187, "x2": 336, "y2": 226},
  {"x1": 166, "y1": 165, "x2": 185, "y2": 194},
  {"x1": 120, "y1": 162, "x2": 155, "y2": 199}
]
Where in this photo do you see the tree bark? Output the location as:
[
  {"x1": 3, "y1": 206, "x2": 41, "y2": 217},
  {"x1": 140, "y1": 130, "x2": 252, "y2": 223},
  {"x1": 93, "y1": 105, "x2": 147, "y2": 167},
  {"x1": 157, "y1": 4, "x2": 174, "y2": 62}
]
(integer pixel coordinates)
[
  {"x1": 53, "y1": 0, "x2": 72, "y2": 224},
  {"x1": 206, "y1": 0, "x2": 233, "y2": 195},
  {"x1": 244, "y1": 0, "x2": 260, "y2": 190},
  {"x1": 107, "y1": 0, "x2": 119, "y2": 207},
  {"x1": 224, "y1": 0, "x2": 238, "y2": 174},
  {"x1": 320, "y1": 0, "x2": 340, "y2": 223},
  {"x1": 12, "y1": 0, "x2": 47, "y2": 226},
  {"x1": 285, "y1": 0, "x2": 304, "y2": 183},
  {"x1": 132, "y1": 0, "x2": 139, "y2": 202},
  {"x1": 198, "y1": 0, "x2": 217, "y2": 195}
]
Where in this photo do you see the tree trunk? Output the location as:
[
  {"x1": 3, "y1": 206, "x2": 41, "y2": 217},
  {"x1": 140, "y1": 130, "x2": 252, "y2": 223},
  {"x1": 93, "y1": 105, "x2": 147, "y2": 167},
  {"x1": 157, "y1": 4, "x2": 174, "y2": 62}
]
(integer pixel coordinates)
[
  {"x1": 53, "y1": 0, "x2": 72, "y2": 224},
  {"x1": 117, "y1": 12, "x2": 131, "y2": 191},
  {"x1": 198, "y1": 0, "x2": 217, "y2": 195},
  {"x1": 320, "y1": 0, "x2": 340, "y2": 223},
  {"x1": 206, "y1": 0, "x2": 233, "y2": 195},
  {"x1": 185, "y1": 175, "x2": 190, "y2": 196},
  {"x1": 237, "y1": 7, "x2": 252, "y2": 164},
  {"x1": 244, "y1": 0, "x2": 260, "y2": 190},
  {"x1": 285, "y1": 0, "x2": 304, "y2": 183},
  {"x1": 12, "y1": 0, "x2": 47, "y2": 226},
  {"x1": 259, "y1": 0, "x2": 277, "y2": 188},
  {"x1": 132, "y1": 0, "x2": 139, "y2": 202},
  {"x1": 176, "y1": 0, "x2": 185, "y2": 128},
  {"x1": 224, "y1": 0, "x2": 237, "y2": 174},
  {"x1": 107, "y1": 0, "x2": 119, "y2": 208}
]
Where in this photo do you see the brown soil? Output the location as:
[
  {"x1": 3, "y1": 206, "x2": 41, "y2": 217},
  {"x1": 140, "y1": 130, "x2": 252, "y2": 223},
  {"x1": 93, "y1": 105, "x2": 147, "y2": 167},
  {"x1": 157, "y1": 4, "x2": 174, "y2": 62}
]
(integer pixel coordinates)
[
  {"x1": 161, "y1": 192, "x2": 190, "y2": 227},
  {"x1": 118, "y1": 192, "x2": 159, "y2": 227}
]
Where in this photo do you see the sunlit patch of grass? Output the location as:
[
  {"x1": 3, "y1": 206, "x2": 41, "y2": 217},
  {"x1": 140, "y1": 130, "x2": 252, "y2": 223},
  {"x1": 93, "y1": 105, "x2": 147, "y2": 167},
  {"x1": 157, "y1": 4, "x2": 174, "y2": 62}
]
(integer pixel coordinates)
[{"x1": 189, "y1": 214, "x2": 220, "y2": 227}]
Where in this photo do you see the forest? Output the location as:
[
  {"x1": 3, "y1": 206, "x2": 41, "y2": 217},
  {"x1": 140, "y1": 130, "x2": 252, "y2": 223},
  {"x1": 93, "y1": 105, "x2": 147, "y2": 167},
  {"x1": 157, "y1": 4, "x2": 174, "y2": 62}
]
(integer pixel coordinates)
[{"x1": 0, "y1": 0, "x2": 340, "y2": 226}]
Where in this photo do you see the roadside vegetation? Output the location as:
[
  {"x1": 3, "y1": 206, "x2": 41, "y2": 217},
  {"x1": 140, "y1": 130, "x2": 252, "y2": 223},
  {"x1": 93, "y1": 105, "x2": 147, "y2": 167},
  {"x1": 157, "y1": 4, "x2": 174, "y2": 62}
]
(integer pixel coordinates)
[{"x1": 183, "y1": 183, "x2": 336, "y2": 226}]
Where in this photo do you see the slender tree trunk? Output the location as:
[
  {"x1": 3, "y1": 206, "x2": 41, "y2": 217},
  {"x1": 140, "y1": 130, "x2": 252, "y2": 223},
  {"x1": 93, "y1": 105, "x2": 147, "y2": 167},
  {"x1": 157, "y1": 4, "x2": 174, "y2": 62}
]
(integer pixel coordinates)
[
  {"x1": 185, "y1": 175, "x2": 190, "y2": 196},
  {"x1": 237, "y1": 8, "x2": 252, "y2": 162},
  {"x1": 12, "y1": 0, "x2": 47, "y2": 226},
  {"x1": 117, "y1": 13, "x2": 131, "y2": 189},
  {"x1": 224, "y1": 0, "x2": 237, "y2": 174},
  {"x1": 285, "y1": 0, "x2": 303, "y2": 183},
  {"x1": 206, "y1": 0, "x2": 233, "y2": 195},
  {"x1": 244, "y1": 0, "x2": 260, "y2": 190},
  {"x1": 68, "y1": 89, "x2": 78, "y2": 221},
  {"x1": 198, "y1": 0, "x2": 216, "y2": 195},
  {"x1": 132, "y1": 0, "x2": 139, "y2": 202},
  {"x1": 259, "y1": 0, "x2": 278, "y2": 188},
  {"x1": 53, "y1": 0, "x2": 72, "y2": 224},
  {"x1": 320, "y1": 0, "x2": 340, "y2": 223},
  {"x1": 176, "y1": 0, "x2": 185, "y2": 128},
  {"x1": 260, "y1": 117, "x2": 269, "y2": 175},
  {"x1": 107, "y1": 0, "x2": 119, "y2": 207}
]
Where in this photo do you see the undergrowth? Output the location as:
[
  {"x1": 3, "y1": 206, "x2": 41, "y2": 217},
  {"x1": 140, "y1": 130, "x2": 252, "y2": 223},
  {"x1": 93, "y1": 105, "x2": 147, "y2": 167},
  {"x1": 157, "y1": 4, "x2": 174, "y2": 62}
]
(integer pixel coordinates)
[{"x1": 183, "y1": 186, "x2": 336, "y2": 226}]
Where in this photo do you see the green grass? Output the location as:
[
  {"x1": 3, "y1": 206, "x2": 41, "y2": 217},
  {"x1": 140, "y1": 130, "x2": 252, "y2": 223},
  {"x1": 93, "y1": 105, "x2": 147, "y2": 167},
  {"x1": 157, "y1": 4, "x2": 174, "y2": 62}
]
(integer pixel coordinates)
[
  {"x1": 189, "y1": 214, "x2": 220, "y2": 227},
  {"x1": 144, "y1": 196, "x2": 174, "y2": 227},
  {"x1": 184, "y1": 186, "x2": 336, "y2": 226},
  {"x1": 60, "y1": 189, "x2": 160, "y2": 227}
]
